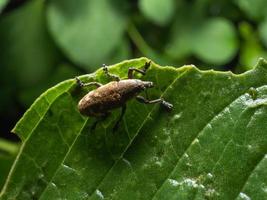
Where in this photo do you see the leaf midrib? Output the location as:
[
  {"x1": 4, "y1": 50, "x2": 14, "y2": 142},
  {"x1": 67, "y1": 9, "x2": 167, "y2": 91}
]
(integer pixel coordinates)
[
  {"x1": 86, "y1": 68, "x2": 190, "y2": 199},
  {"x1": 38, "y1": 116, "x2": 89, "y2": 199}
]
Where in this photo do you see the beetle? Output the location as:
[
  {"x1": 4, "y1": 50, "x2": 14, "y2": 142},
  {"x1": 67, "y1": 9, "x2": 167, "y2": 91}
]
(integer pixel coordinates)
[{"x1": 75, "y1": 61, "x2": 173, "y2": 131}]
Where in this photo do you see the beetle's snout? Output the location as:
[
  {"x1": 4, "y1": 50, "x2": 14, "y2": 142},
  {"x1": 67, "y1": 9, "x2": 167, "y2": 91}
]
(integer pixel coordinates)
[{"x1": 143, "y1": 81, "x2": 154, "y2": 88}]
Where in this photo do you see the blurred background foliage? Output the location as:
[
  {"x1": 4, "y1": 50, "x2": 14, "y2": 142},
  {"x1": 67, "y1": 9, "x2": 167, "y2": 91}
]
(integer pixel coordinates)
[{"x1": 1, "y1": 0, "x2": 267, "y2": 189}]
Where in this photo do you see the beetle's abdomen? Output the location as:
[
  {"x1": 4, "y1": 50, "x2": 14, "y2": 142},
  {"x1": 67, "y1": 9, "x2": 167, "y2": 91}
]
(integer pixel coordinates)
[{"x1": 78, "y1": 80, "x2": 145, "y2": 117}]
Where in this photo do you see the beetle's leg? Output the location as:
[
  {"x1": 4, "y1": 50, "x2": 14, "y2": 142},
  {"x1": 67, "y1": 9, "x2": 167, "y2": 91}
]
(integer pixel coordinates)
[
  {"x1": 128, "y1": 61, "x2": 151, "y2": 79},
  {"x1": 75, "y1": 77, "x2": 103, "y2": 88},
  {"x1": 102, "y1": 64, "x2": 120, "y2": 81},
  {"x1": 128, "y1": 68, "x2": 145, "y2": 79},
  {"x1": 91, "y1": 112, "x2": 110, "y2": 131},
  {"x1": 136, "y1": 95, "x2": 173, "y2": 111},
  {"x1": 91, "y1": 120, "x2": 99, "y2": 131},
  {"x1": 113, "y1": 104, "x2": 126, "y2": 132}
]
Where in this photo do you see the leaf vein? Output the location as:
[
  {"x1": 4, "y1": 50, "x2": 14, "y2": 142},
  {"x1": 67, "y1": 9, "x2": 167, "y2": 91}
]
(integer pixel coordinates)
[
  {"x1": 87, "y1": 68, "x2": 190, "y2": 199},
  {"x1": 38, "y1": 118, "x2": 89, "y2": 199},
  {"x1": 151, "y1": 91, "x2": 255, "y2": 200}
]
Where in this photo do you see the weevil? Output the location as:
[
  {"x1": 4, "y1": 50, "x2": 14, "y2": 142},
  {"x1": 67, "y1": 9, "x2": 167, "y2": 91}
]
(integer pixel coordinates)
[{"x1": 75, "y1": 61, "x2": 173, "y2": 131}]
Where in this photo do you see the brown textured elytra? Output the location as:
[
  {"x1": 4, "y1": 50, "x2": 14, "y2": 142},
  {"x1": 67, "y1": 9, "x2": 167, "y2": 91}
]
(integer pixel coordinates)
[{"x1": 78, "y1": 79, "x2": 153, "y2": 117}]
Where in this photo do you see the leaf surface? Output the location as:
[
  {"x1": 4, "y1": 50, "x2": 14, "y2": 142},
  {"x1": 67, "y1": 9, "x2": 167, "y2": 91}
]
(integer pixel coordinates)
[{"x1": 1, "y1": 58, "x2": 267, "y2": 200}]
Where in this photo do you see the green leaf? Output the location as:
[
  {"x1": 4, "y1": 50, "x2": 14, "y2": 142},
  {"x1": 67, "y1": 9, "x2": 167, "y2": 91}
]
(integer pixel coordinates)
[
  {"x1": 1, "y1": 58, "x2": 267, "y2": 199},
  {"x1": 139, "y1": 0, "x2": 175, "y2": 26},
  {"x1": 235, "y1": 0, "x2": 267, "y2": 21},
  {"x1": 12, "y1": 78, "x2": 77, "y2": 141},
  {"x1": 46, "y1": 0, "x2": 127, "y2": 70},
  {"x1": 0, "y1": 139, "x2": 19, "y2": 190},
  {"x1": 0, "y1": 0, "x2": 8, "y2": 13},
  {"x1": 166, "y1": 17, "x2": 238, "y2": 65},
  {"x1": 0, "y1": 0, "x2": 61, "y2": 87},
  {"x1": 193, "y1": 18, "x2": 238, "y2": 64}
]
